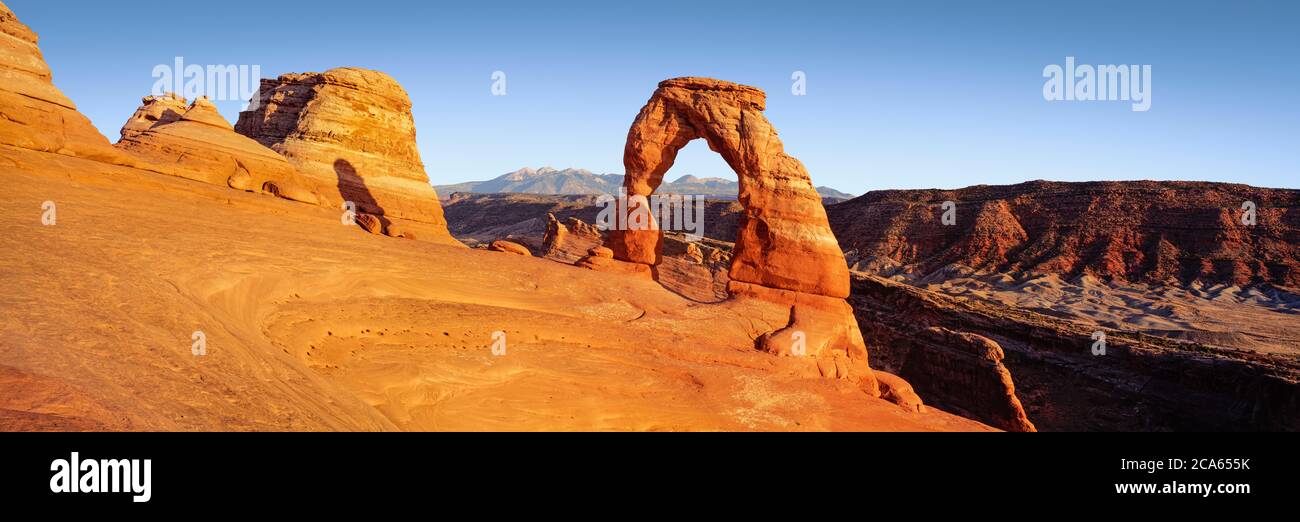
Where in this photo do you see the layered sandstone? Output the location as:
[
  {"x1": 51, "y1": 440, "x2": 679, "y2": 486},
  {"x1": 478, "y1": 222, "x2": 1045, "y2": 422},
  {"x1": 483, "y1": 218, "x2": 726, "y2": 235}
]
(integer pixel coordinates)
[
  {"x1": 115, "y1": 95, "x2": 314, "y2": 202},
  {"x1": 588, "y1": 77, "x2": 913, "y2": 405},
  {"x1": 607, "y1": 78, "x2": 848, "y2": 297},
  {"x1": 829, "y1": 180, "x2": 1300, "y2": 287},
  {"x1": 0, "y1": 1, "x2": 129, "y2": 164},
  {"x1": 118, "y1": 92, "x2": 187, "y2": 140},
  {"x1": 542, "y1": 213, "x2": 604, "y2": 262},
  {"x1": 235, "y1": 67, "x2": 457, "y2": 244},
  {"x1": 851, "y1": 281, "x2": 1037, "y2": 432}
]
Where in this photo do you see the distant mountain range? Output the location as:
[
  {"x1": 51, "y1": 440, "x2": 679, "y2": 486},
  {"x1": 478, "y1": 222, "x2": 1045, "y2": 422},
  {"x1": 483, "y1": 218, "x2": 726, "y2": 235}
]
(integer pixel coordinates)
[{"x1": 434, "y1": 167, "x2": 855, "y2": 200}]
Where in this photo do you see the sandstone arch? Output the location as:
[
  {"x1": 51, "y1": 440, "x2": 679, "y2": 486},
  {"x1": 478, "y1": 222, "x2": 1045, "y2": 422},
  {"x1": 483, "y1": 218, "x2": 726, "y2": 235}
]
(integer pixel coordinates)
[
  {"x1": 608, "y1": 77, "x2": 849, "y2": 298},
  {"x1": 597, "y1": 77, "x2": 920, "y2": 407}
]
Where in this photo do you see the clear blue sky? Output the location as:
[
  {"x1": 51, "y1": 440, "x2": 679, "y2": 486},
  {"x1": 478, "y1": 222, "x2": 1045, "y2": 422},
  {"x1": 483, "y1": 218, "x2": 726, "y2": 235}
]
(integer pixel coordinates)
[{"x1": 9, "y1": 0, "x2": 1298, "y2": 193}]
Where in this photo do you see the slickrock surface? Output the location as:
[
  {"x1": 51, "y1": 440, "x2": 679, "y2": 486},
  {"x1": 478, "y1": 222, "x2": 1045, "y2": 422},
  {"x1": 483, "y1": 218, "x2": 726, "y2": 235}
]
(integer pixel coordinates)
[
  {"x1": 592, "y1": 77, "x2": 911, "y2": 405},
  {"x1": 115, "y1": 95, "x2": 311, "y2": 200},
  {"x1": 0, "y1": 148, "x2": 992, "y2": 432},
  {"x1": 0, "y1": 1, "x2": 129, "y2": 165},
  {"x1": 235, "y1": 67, "x2": 457, "y2": 245},
  {"x1": 828, "y1": 180, "x2": 1300, "y2": 287}
]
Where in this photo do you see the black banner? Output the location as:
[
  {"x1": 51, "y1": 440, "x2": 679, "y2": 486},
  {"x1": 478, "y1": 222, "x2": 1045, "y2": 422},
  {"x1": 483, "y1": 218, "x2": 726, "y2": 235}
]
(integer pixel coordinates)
[{"x1": 0, "y1": 432, "x2": 1290, "y2": 511}]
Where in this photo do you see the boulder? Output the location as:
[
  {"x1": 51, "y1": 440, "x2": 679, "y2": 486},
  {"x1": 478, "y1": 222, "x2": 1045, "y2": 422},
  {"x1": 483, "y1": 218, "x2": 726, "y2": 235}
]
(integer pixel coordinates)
[
  {"x1": 489, "y1": 240, "x2": 532, "y2": 256},
  {"x1": 384, "y1": 222, "x2": 410, "y2": 239},
  {"x1": 542, "y1": 213, "x2": 604, "y2": 262},
  {"x1": 355, "y1": 212, "x2": 384, "y2": 235}
]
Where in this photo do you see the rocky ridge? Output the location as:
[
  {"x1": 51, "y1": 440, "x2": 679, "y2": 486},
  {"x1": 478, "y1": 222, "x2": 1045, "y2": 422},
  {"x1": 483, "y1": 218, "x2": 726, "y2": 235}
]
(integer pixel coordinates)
[{"x1": 828, "y1": 180, "x2": 1300, "y2": 288}]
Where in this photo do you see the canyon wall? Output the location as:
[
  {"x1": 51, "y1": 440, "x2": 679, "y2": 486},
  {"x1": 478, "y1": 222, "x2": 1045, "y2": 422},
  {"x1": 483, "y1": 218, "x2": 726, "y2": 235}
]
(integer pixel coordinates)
[
  {"x1": 828, "y1": 181, "x2": 1300, "y2": 287},
  {"x1": 850, "y1": 273, "x2": 1299, "y2": 431}
]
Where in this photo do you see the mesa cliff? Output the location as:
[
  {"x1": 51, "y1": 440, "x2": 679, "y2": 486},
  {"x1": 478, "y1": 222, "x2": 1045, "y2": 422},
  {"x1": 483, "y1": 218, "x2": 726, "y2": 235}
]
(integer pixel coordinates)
[{"x1": 828, "y1": 180, "x2": 1300, "y2": 287}]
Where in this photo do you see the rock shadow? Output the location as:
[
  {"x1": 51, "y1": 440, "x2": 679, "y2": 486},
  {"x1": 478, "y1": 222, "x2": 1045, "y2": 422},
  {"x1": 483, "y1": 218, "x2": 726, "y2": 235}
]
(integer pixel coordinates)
[{"x1": 334, "y1": 158, "x2": 390, "y2": 229}]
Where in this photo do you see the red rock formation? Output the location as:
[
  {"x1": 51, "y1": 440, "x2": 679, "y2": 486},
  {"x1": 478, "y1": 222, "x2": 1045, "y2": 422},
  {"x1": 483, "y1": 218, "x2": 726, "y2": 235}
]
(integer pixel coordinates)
[
  {"x1": 589, "y1": 77, "x2": 915, "y2": 406},
  {"x1": 118, "y1": 92, "x2": 187, "y2": 140},
  {"x1": 355, "y1": 213, "x2": 384, "y2": 235},
  {"x1": 489, "y1": 240, "x2": 532, "y2": 256},
  {"x1": 0, "y1": 2, "x2": 130, "y2": 165},
  {"x1": 115, "y1": 95, "x2": 315, "y2": 202},
  {"x1": 656, "y1": 233, "x2": 732, "y2": 302},
  {"x1": 235, "y1": 67, "x2": 458, "y2": 245},
  {"x1": 829, "y1": 180, "x2": 1300, "y2": 287},
  {"x1": 606, "y1": 78, "x2": 848, "y2": 297},
  {"x1": 542, "y1": 213, "x2": 604, "y2": 262}
]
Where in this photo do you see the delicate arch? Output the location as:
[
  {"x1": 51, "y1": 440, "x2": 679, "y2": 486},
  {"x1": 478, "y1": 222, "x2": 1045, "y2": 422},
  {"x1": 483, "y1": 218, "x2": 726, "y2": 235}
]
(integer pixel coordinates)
[{"x1": 608, "y1": 77, "x2": 850, "y2": 299}]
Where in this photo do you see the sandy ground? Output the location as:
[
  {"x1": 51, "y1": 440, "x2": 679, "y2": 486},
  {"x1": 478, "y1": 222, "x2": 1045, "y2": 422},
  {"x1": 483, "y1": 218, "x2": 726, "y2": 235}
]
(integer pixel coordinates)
[{"x1": 0, "y1": 147, "x2": 992, "y2": 431}]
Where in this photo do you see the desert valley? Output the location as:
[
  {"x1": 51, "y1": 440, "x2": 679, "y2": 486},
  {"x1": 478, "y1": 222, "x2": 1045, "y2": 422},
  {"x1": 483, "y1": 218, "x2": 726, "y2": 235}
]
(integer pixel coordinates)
[{"x1": 1, "y1": 1, "x2": 1297, "y2": 433}]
